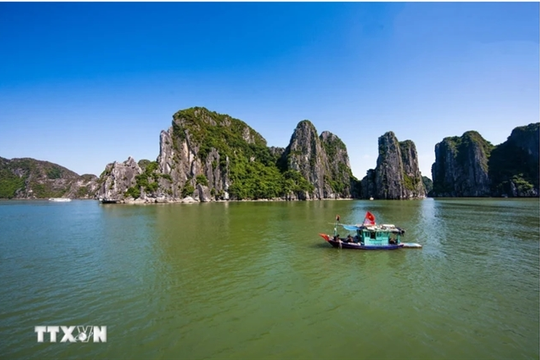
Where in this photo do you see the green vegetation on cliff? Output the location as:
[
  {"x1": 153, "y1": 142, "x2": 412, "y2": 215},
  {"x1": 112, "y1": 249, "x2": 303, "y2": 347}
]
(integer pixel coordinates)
[
  {"x1": 125, "y1": 161, "x2": 159, "y2": 198},
  {"x1": 322, "y1": 134, "x2": 352, "y2": 194},
  {"x1": 228, "y1": 161, "x2": 283, "y2": 199},
  {"x1": 0, "y1": 167, "x2": 25, "y2": 198},
  {"x1": 441, "y1": 131, "x2": 494, "y2": 173},
  {"x1": 173, "y1": 107, "x2": 268, "y2": 160},
  {"x1": 283, "y1": 170, "x2": 315, "y2": 194},
  {"x1": 29, "y1": 182, "x2": 66, "y2": 198},
  {"x1": 489, "y1": 123, "x2": 539, "y2": 196},
  {"x1": 402, "y1": 173, "x2": 416, "y2": 191},
  {"x1": 432, "y1": 131, "x2": 493, "y2": 196},
  {"x1": 172, "y1": 107, "x2": 315, "y2": 200},
  {"x1": 422, "y1": 176, "x2": 433, "y2": 195},
  {"x1": 399, "y1": 140, "x2": 423, "y2": 193},
  {"x1": 0, "y1": 157, "x2": 97, "y2": 199},
  {"x1": 321, "y1": 135, "x2": 346, "y2": 160},
  {"x1": 432, "y1": 124, "x2": 538, "y2": 197},
  {"x1": 0, "y1": 158, "x2": 35, "y2": 198},
  {"x1": 459, "y1": 131, "x2": 494, "y2": 172}
]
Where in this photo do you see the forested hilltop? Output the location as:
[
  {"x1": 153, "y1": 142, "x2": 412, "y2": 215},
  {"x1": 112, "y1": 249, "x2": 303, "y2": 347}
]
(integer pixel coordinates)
[{"x1": 0, "y1": 157, "x2": 98, "y2": 199}]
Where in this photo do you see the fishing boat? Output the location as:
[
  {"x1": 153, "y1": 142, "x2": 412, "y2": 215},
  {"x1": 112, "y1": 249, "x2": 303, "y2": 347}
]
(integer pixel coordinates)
[
  {"x1": 48, "y1": 198, "x2": 71, "y2": 202},
  {"x1": 319, "y1": 212, "x2": 422, "y2": 250},
  {"x1": 99, "y1": 198, "x2": 119, "y2": 204}
]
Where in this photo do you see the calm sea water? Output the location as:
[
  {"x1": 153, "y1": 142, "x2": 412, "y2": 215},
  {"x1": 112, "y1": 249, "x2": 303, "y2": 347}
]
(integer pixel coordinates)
[{"x1": 0, "y1": 199, "x2": 538, "y2": 359}]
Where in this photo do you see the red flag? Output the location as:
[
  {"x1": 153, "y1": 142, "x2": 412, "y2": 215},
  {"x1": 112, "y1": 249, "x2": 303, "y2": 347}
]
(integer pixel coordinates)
[{"x1": 363, "y1": 211, "x2": 376, "y2": 225}]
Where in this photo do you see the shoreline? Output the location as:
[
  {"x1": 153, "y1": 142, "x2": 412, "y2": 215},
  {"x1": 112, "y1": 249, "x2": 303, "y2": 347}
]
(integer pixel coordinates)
[{"x1": 3, "y1": 196, "x2": 538, "y2": 203}]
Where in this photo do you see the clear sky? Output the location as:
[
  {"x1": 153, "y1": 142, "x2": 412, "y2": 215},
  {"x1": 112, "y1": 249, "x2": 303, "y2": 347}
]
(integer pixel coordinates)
[{"x1": 1, "y1": 2, "x2": 538, "y2": 180}]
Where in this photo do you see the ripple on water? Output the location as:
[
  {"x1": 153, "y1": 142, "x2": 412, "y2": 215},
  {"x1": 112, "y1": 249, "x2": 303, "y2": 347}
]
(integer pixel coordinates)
[{"x1": 0, "y1": 199, "x2": 538, "y2": 360}]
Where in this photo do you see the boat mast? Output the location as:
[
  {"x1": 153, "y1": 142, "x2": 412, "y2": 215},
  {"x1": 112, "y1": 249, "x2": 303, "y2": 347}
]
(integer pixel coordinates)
[{"x1": 334, "y1": 214, "x2": 340, "y2": 237}]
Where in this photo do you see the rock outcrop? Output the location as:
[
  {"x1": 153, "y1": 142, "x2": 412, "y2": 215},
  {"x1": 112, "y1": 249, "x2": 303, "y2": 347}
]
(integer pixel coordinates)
[
  {"x1": 431, "y1": 124, "x2": 539, "y2": 198},
  {"x1": 156, "y1": 108, "x2": 237, "y2": 200},
  {"x1": 6, "y1": 109, "x2": 536, "y2": 201},
  {"x1": 360, "y1": 132, "x2": 426, "y2": 199},
  {"x1": 64, "y1": 174, "x2": 100, "y2": 199},
  {"x1": 399, "y1": 140, "x2": 426, "y2": 198},
  {"x1": 422, "y1": 176, "x2": 433, "y2": 196},
  {"x1": 0, "y1": 157, "x2": 98, "y2": 199},
  {"x1": 431, "y1": 131, "x2": 494, "y2": 197},
  {"x1": 488, "y1": 123, "x2": 539, "y2": 197},
  {"x1": 281, "y1": 120, "x2": 325, "y2": 199},
  {"x1": 320, "y1": 131, "x2": 356, "y2": 198},
  {"x1": 280, "y1": 121, "x2": 354, "y2": 199},
  {"x1": 158, "y1": 107, "x2": 262, "y2": 201},
  {"x1": 360, "y1": 169, "x2": 376, "y2": 199},
  {"x1": 97, "y1": 157, "x2": 143, "y2": 201},
  {"x1": 96, "y1": 107, "x2": 357, "y2": 202}
]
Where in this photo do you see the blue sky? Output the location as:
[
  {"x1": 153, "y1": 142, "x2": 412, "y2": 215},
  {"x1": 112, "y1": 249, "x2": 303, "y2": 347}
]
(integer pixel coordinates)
[{"x1": 1, "y1": 2, "x2": 538, "y2": 180}]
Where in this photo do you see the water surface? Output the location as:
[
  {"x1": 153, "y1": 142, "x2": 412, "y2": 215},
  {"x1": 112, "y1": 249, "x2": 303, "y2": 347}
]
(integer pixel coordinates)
[{"x1": 0, "y1": 199, "x2": 538, "y2": 359}]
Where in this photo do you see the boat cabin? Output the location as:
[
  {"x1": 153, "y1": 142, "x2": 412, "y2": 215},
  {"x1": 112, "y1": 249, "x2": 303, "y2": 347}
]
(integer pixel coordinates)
[{"x1": 357, "y1": 226, "x2": 401, "y2": 246}]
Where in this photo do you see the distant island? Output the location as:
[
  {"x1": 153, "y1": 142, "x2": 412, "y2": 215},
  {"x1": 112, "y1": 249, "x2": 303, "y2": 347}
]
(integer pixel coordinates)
[
  {"x1": 0, "y1": 157, "x2": 98, "y2": 199},
  {"x1": 0, "y1": 107, "x2": 538, "y2": 201}
]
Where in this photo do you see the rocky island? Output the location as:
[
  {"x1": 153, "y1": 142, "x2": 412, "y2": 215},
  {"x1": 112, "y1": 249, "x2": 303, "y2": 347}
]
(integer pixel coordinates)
[
  {"x1": 360, "y1": 132, "x2": 426, "y2": 200},
  {"x1": 97, "y1": 107, "x2": 360, "y2": 203},
  {"x1": 0, "y1": 157, "x2": 98, "y2": 199},
  {"x1": 431, "y1": 123, "x2": 539, "y2": 197},
  {"x1": 0, "y1": 107, "x2": 537, "y2": 201}
]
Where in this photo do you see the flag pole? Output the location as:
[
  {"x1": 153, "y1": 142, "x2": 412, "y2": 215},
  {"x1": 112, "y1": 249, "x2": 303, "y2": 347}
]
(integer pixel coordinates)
[{"x1": 334, "y1": 214, "x2": 340, "y2": 237}]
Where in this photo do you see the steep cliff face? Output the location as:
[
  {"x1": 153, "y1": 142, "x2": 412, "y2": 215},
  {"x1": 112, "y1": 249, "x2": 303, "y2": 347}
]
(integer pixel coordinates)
[
  {"x1": 162, "y1": 107, "x2": 271, "y2": 201},
  {"x1": 422, "y1": 176, "x2": 433, "y2": 196},
  {"x1": 269, "y1": 146, "x2": 285, "y2": 159},
  {"x1": 0, "y1": 157, "x2": 98, "y2": 199},
  {"x1": 509, "y1": 123, "x2": 539, "y2": 161},
  {"x1": 280, "y1": 121, "x2": 354, "y2": 199},
  {"x1": 64, "y1": 174, "x2": 100, "y2": 199},
  {"x1": 281, "y1": 121, "x2": 327, "y2": 199},
  {"x1": 154, "y1": 123, "x2": 231, "y2": 201},
  {"x1": 399, "y1": 140, "x2": 426, "y2": 198},
  {"x1": 361, "y1": 132, "x2": 425, "y2": 199},
  {"x1": 431, "y1": 131, "x2": 493, "y2": 197},
  {"x1": 95, "y1": 107, "x2": 357, "y2": 202},
  {"x1": 488, "y1": 123, "x2": 539, "y2": 197},
  {"x1": 320, "y1": 131, "x2": 355, "y2": 198},
  {"x1": 360, "y1": 169, "x2": 376, "y2": 198},
  {"x1": 97, "y1": 107, "x2": 288, "y2": 202},
  {"x1": 374, "y1": 132, "x2": 405, "y2": 199},
  {"x1": 97, "y1": 157, "x2": 142, "y2": 200}
]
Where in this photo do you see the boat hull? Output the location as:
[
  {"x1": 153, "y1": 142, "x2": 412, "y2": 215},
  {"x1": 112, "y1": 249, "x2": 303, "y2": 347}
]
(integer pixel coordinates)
[
  {"x1": 99, "y1": 198, "x2": 119, "y2": 204},
  {"x1": 401, "y1": 242, "x2": 423, "y2": 248},
  {"x1": 319, "y1": 234, "x2": 403, "y2": 250}
]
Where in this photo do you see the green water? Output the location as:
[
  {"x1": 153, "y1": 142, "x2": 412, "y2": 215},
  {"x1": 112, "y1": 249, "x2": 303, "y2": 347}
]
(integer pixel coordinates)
[{"x1": 0, "y1": 199, "x2": 538, "y2": 359}]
